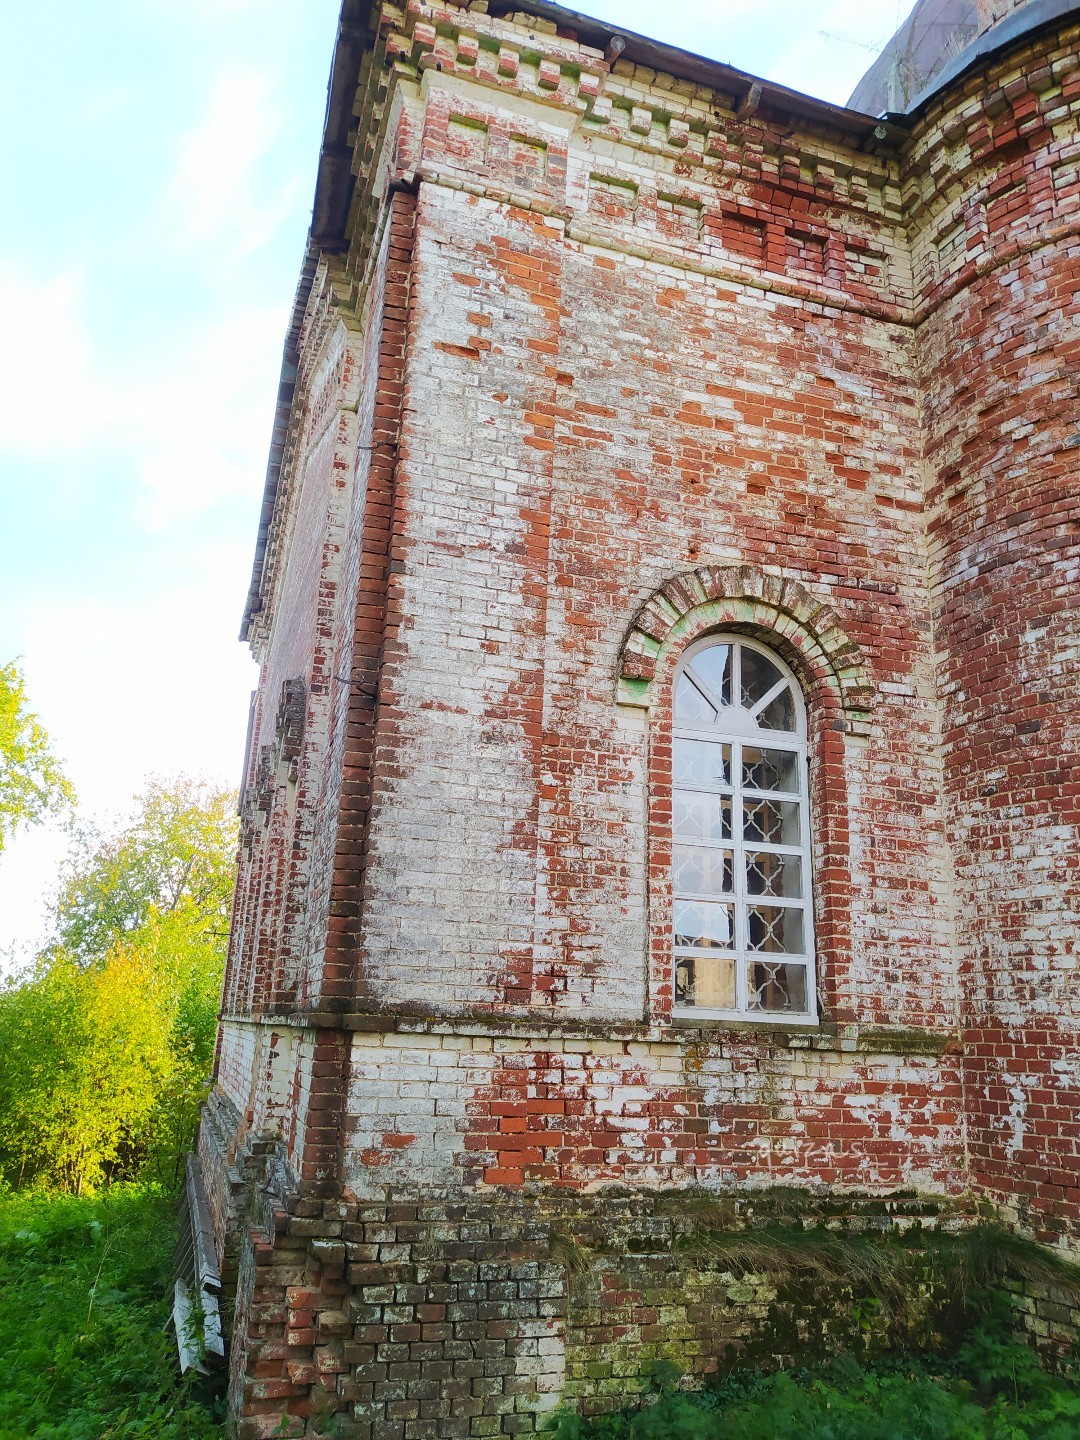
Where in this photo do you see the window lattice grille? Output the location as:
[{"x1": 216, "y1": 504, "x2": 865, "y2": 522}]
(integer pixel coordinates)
[{"x1": 672, "y1": 637, "x2": 815, "y2": 1020}]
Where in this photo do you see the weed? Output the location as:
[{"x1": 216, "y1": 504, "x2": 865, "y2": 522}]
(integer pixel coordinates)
[
  {"x1": 545, "y1": 1297, "x2": 1080, "y2": 1440},
  {"x1": 0, "y1": 1184, "x2": 224, "y2": 1438}
]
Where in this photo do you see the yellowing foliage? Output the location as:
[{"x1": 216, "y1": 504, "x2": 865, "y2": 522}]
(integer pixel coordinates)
[
  {"x1": 0, "y1": 659, "x2": 74, "y2": 853},
  {"x1": 0, "y1": 777, "x2": 237, "y2": 1193}
]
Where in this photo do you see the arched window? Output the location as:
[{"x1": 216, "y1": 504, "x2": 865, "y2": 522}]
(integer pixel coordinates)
[{"x1": 672, "y1": 636, "x2": 816, "y2": 1021}]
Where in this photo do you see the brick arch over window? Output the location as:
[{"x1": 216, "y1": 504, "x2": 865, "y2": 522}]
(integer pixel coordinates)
[{"x1": 616, "y1": 566, "x2": 873, "y2": 737}]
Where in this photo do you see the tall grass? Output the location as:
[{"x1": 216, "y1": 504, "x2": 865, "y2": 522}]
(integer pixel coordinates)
[{"x1": 0, "y1": 1185, "x2": 223, "y2": 1439}]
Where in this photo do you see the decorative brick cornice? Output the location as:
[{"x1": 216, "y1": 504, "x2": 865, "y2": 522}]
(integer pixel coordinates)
[
  {"x1": 385, "y1": 1, "x2": 903, "y2": 215},
  {"x1": 616, "y1": 564, "x2": 874, "y2": 737}
]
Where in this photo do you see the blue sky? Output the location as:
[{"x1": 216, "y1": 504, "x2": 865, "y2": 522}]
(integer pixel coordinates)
[{"x1": 0, "y1": 0, "x2": 914, "y2": 960}]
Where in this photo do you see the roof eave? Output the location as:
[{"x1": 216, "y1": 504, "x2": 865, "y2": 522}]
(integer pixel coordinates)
[
  {"x1": 485, "y1": 0, "x2": 904, "y2": 140},
  {"x1": 240, "y1": 3, "x2": 372, "y2": 643}
]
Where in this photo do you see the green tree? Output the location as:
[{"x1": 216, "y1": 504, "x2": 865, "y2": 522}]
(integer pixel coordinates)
[
  {"x1": 0, "y1": 658, "x2": 74, "y2": 854},
  {"x1": 0, "y1": 776, "x2": 238, "y2": 1193},
  {"x1": 0, "y1": 946, "x2": 176, "y2": 1192},
  {"x1": 52, "y1": 775, "x2": 236, "y2": 967}
]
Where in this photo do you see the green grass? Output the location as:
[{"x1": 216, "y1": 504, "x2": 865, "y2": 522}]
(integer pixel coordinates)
[
  {"x1": 0, "y1": 1185, "x2": 224, "y2": 1439},
  {"x1": 549, "y1": 1321, "x2": 1080, "y2": 1440}
]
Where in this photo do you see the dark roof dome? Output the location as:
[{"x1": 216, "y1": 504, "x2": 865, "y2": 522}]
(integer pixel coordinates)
[{"x1": 849, "y1": 0, "x2": 1033, "y2": 113}]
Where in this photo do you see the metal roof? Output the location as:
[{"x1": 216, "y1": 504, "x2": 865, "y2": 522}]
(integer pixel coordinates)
[{"x1": 849, "y1": 0, "x2": 1077, "y2": 113}]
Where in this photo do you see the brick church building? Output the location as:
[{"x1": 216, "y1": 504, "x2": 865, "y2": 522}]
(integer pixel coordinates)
[{"x1": 193, "y1": 0, "x2": 1080, "y2": 1432}]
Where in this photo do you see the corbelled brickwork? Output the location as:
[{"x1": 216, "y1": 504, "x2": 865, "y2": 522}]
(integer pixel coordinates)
[{"x1": 203, "y1": 1, "x2": 1080, "y2": 1434}]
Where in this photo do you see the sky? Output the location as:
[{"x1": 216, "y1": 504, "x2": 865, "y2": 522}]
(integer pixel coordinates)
[{"x1": 0, "y1": 0, "x2": 916, "y2": 966}]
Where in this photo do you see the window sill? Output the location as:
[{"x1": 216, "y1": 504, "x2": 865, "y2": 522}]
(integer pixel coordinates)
[{"x1": 669, "y1": 1010, "x2": 826, "y2": 1045}]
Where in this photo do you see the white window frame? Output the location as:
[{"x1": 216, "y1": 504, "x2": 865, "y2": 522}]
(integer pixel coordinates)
[{"x1": 671, "y1": 634, "x2": 818, "y2": 1024}]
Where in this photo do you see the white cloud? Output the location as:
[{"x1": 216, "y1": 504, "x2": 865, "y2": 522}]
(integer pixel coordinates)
[
  {"x1": 0, "y1": 8, "x2": 321, "y2": 960},
  {"x1": 0, "y1": 262, "x2": 286, "y2": 527},
  {"x1": 125, "y1": 304, "x2": 289, "y2": 529},
  {"x1": 0, "y1": 73, "x2": 299, "y2": 531},
  {"x1": 0, "y1": 817, "x2": 72, "y2": 973},
  {"x1": 14, "y1": 553, "x2": 258, "y2": 820},
  {"x1": 0, "y1": 820, "x2": 70, "y2": 971},
  {"x1": 0, "y1": 565, "x2": 260, "y2": 960},
  {"x1": 533, "y1": 0, "x2": 914, "y2": 104},
  {"x1": 163, "y1": 68, "x2": 302, "y2": 261},
  {"x1": 579, "y1": 0, "x2": 760, "y2": 47},
  {"x1": 568, "y1": 0, "x2": 774, "y2": 76},
  {"x1": 0, "y1": 268, "x2": 101, "y2": 457}
]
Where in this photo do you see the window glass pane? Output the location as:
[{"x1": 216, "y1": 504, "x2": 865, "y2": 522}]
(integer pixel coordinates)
[
  {"x1": 675, "y1": 955, "x2": 736, "y2": 1010},
  {"x1": 743, "y1": 797, "x2": 801, "y2": 845},
  {"x1": 674, "y1": 846, "x2": 734, "y2": 896},
  {"x1": 673, "y1": 738, "x2": 730, "y2": 790},
  {"x1": 747, "y1": 961, "x2": 808, "y2": 1014},
  {"x1": 757, "y1": 685, "x2": 796, "y2": 733},
  {"x1": 741, "y1": 648, "x2": 785, "y2": 709},
  {"x1": 746, "y1": 905, "x2": 805, "y2": 955},
  {"x1": 745, "y1": 851, "x2": 803, "y2": 899},
  {"x1": 672, "y1": 636, "x2": 814, "y2": 1021},
  {"x1": 674, "y1": 900, "x2": 735, "y2": 950},
  {"x1": 687, "y1": 644, "x2": 732, "y2": 707},
  {"x1": 742, "y1": 745, "x2": 799, "y2": 794},
  {"x1": 674, "y1": 793, "x2": 732, "y2": 843},
  {"x1": 675, "y1": 675, "x2": 716, "y2": 725}
]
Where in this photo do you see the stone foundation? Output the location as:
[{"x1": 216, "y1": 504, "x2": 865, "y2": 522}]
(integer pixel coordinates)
[{"x1": 204, "y1": 1158, "x2": 1079, "y2": 1439}]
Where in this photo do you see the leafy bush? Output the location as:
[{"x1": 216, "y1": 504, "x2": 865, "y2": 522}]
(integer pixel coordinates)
[
  {"x1": 0, "y1": 777, "x2": 236, "y2": 1193},
  {"x1": 546, "y1": 1305, "x2": 1080, "y2": 1440},
  {"x1": 0, "y1": 1184, "x2": 224, "y2": 1438}
]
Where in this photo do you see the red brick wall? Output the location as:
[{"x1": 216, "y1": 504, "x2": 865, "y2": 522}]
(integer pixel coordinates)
[
  {"x1": 216, "y1": 195, "x2": 417, "y2": 1187},
  {"x1": 357, "y1": 174, "x2": 955, "y2": 1020},
  {"x1": 914, "y1": 23, "x2": 1080, "y2": 1244},
  {"x1": 206, "y1": 7, "x2": 1080, "y2": 1430},
  {"x1": 335, "y1": 119, "x2": 965, "y2": 1192}
]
